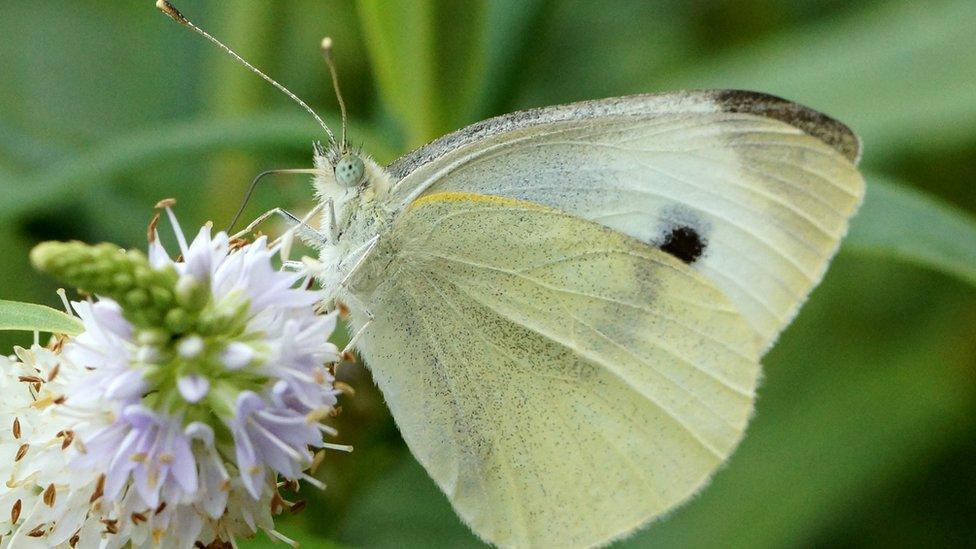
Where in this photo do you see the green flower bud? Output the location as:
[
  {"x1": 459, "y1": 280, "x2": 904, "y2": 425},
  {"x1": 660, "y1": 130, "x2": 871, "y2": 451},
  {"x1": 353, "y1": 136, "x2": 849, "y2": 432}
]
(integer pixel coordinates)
[
  {"x1": 175, "y1": 275, "x2": 210, "y2": 312},
  {"x1": 137, "y1": 328, "x2": 169, "y2": 346},
  {"x1": 164, "y1": 308, "x2": 191, "y2": 334},
  {"x1": 31, "y1": 240, "x2": 180, "y2": 330}
]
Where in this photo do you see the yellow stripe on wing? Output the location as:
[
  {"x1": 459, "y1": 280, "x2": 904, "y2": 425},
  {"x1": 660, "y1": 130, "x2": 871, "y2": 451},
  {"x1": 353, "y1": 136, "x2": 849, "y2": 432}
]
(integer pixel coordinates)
[{"x1": 408, "y1": 191, "x2": 547, "y2": 212}]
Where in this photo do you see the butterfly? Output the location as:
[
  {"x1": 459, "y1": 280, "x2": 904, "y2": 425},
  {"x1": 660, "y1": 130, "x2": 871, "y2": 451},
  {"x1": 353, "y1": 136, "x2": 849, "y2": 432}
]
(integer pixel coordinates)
[{"x1": 160, "y1": 3, "x2": 865, "y2": 546}]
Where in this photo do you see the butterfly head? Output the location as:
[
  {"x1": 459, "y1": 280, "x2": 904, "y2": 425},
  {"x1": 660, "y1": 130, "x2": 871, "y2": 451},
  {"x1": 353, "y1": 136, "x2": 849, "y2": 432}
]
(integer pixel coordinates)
[
  {"x1": 313, "y1": 142, "x2": 391, "y2": 203},
  {"x1": 335, "y1": 153, "x2": 366, "y2": 188}
]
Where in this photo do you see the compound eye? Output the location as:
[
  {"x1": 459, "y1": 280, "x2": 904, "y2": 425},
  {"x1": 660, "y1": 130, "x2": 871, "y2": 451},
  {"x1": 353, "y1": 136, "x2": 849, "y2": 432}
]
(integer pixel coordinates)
[{"x1": 334, "y1": 154, "x2": 365, "y2": 187}]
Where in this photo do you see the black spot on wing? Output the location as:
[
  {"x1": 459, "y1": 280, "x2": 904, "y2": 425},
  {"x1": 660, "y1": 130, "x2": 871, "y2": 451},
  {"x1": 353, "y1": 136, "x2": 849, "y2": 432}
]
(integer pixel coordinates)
[
  {"x1": 713, "y1": 90, "x2": 861, "y2": 164},
  {"x1": 659, "y1": 226, "x2": 705, "y2": 264}
]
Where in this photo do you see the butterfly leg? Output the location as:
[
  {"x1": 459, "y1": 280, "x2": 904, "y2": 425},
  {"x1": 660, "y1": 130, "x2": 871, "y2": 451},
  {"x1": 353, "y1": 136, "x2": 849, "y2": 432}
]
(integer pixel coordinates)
[
  {"x1": 342, "y1": 318, "x2": 372, "y2": 355},
  {"x1": 274, "y1": 203, "x2": 326, "y2": 261},
  {"x1": 231, "y1": 207, "x2": 328, "y2": 249},
  {"x1": 338, "y1": 288, "x2": 374, "y2": 355},
  {"x1": 339, "y1": 235, "x2": 380, "y2": 288},
  {"x1": 326, "y1": 198, "x2": 339, "y2": 244},
  {"x1": 334, "y1": 235, "x2": 380, "y2": 354},
  {"x1": 231, "y1": 207, "x2": 294, "y2": 239}
]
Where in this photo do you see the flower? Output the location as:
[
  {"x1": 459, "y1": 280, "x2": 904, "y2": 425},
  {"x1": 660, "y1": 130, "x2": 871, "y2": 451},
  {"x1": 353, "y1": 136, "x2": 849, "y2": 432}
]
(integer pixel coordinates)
[
  {"x1": 0, "y1": 344, "x2": 106, "y2": 548},
  {"x1": 20, "y1": 204, "x2": 350, "y2": 547}
]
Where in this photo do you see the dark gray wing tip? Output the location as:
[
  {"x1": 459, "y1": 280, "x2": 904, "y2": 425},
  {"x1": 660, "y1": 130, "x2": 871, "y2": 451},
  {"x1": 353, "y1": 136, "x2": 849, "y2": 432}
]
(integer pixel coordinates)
[{"x1": 712, "y1": 90, "x2": 862, "y2": 164}]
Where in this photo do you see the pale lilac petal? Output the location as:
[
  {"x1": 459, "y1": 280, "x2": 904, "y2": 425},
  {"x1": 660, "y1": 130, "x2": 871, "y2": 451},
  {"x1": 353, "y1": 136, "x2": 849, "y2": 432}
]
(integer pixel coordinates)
[
  {"x1": 184, "y1": 421, "x2": 214, "y2": 444},
  {"x1": 177, "y1": 374, "x2": 210, "y2": 403},
  {"x1": 220, "y1": 342, "x2": 255, "y2": 370},
  {"x1": 183, "y1": 225, "x2": 215, "y2": 280},
  {"x1": 169, "y1": 431, "x2": 198, "y2": 493},
  {"x1": 148, "y1": 232, "x2": 174, "y2": 269}
]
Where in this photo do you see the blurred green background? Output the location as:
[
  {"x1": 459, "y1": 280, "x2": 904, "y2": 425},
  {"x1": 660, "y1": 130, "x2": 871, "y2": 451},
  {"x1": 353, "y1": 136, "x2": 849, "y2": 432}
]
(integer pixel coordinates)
[{"x1": 1, "y1": 1, "x2": 975, "y2": 547}]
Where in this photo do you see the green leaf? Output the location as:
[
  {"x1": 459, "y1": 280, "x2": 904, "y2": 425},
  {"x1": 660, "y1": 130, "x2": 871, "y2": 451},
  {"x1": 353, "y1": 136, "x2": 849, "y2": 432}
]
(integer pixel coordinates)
[
  {"x1": 338, "y1": 457, "x2": 485, "y2": 547},
  {"x1": 845, "y1": 176, "x2": 976, "y2": 287},
  {"x1": 357, "y1": 0, "x2": 488, "y2": 147},
  {"x1": 0, "y1": 299, "x2": 83, "y2": 335},
  {"x1": 0, "y1": 112, "x2": 396, "y2": 222},
  {"x1": 477, "y1": 0, "x2": 551, "y2": 115},
  {"x1": 655, "y1": 0, "x2": 976, "y2": 162}
]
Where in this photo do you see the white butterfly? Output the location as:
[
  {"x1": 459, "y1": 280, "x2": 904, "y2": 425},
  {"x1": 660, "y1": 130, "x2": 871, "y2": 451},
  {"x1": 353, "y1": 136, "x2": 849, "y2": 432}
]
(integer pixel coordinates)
[
  {"x1": 160, "y1": 4, "x2": 865, "y2": 546},
  {"x1": 310, "y1": 91, "x2": 863, "y2": 548}
]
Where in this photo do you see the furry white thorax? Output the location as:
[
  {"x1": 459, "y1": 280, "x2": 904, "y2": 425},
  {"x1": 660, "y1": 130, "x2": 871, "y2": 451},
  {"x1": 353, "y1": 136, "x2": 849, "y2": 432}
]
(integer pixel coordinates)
[{"x1": 310, "y1": 146, "x2": 395, "y2": 307}]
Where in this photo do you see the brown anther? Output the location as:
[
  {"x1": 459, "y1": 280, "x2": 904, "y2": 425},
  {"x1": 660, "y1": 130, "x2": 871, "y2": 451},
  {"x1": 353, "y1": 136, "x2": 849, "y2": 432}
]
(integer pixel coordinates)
[
  {"x1": 195, "y1": 542, "x2": 208, "y2": 549},
  {"x1": 15, "y1": 444, "x2": 29, "y2": 462},
  {"x1": 270, "y1": 493, "x2": 285, "y2": 515},
  {"x1": 131, "y1": 512, "x2": 147, "y2": 524},
  {"x1": 11, "y1": 499, "x2": 22, "y2": 523},
  {"x1": 12, "y1": 417, "x2": 21, "y2": 439},
  {"x1": 27, "y1": 524, "x2": 47, "y2": 537},
  {"x1": 289, "y1": 499, "x2": 307, "y2": 514},
  {"x1": 53, "y1": 395, "x2": 66, "y2": 405},
  {"x1": 340, "y1": 350, "x2": 356, "y2": 364},
  {"x1": 329, "y1": 405, "x2": 343, "y2": 417},
  {"x1": 229, "y1": 238, "x2": 250, "y2": 251},
  {"x1": 90, "y1": 474, "x2": 105, "y2": 503},
  {"x1": 101, "y1": 518, "x2": 119, "y2": 535},
  {"x1": 47, "y1": 362, "x2": 60, "y2": 382},
  {"x1": 69, "y1": 533, "x2": 80, "y2": 547},
  {"x1": 155, "y1": 501, "x2": 167, "y2": 515},
  {"x1": 61, "y1": 430, "x2": 75, "y2": 450},
  {"x1": 53, "y1": 334, "x2": 68, "y2": 352},
  {"x1": 18, "y1": 375, "x2": 44, "y2": 384},
  {"x1": 310, "y1": 449, "x2": 326, "y2": 474},
  {"x1": 154, "y1": 198, "x2": 177, "y2": 209},
  {"x1": 43, "y1": 484, "x2": 56, "y2": 507},
  {"x1": 334, "y1": 381, "x2": 355, "y2": 396},
  {"x1": 148, "y1": 212, "x2": 161, "y2": 243},
  {"x1": 287, "y1": 479, "x2": 300, "y2": 492},
  {"x1": 336, "y1": 301, "x2": 350, "y2": 319}
]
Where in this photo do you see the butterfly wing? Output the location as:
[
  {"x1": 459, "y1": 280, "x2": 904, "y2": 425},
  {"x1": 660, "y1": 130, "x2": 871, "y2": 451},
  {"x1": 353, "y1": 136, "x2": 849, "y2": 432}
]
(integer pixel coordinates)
[
  {"x1": 350, "y1": 192, "x2": 762, "y2": 547},
  {"x1": 387, "y1": 90, "x2": 865, "y2": 350}
]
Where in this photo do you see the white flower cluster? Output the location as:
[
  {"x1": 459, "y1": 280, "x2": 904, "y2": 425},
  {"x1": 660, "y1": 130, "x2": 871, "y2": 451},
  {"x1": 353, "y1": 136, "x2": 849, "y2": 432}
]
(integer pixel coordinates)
[
  {"x1": 1, "y1": 344, "x2": 271, "y2": 549},
  {"x1": 1, "y1": 210, "x2": 348, "y2": 548}
]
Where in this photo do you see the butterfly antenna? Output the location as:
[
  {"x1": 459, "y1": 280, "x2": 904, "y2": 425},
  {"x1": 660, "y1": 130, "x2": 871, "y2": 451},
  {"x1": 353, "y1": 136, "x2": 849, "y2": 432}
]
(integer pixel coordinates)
[
  {"x1": 156, "y1": 0, "x2": 337, "y2": 148},
  {"x1": 320, "y1": 37, "x2": 348, "y2": 151},
  {"x1": 227, "y1": 168, "x2": 320, "y2": 232}
]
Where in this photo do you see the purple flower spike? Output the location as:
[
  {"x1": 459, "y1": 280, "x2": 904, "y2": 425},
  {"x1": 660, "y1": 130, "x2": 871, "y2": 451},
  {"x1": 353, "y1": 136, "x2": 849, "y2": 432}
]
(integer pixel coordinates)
[{"x1": 26, "y1": 206, "x2": 349, "y2": 548}]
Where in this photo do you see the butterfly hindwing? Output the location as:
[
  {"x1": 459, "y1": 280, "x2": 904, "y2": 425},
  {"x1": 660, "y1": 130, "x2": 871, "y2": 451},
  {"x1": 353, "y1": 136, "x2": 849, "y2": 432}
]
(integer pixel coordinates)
[
  {"x1": 349, "y1": 192, "x2": 762, "y2": 547},
  {"x1": 387, "y1": 91, "x2": 866, "y2": 350}
]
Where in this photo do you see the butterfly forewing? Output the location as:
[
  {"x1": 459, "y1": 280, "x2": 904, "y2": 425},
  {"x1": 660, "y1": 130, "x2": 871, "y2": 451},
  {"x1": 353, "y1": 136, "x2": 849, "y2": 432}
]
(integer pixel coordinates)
[{"x1": 387, "y1": 91, "x2": 865, "y2": 351}]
